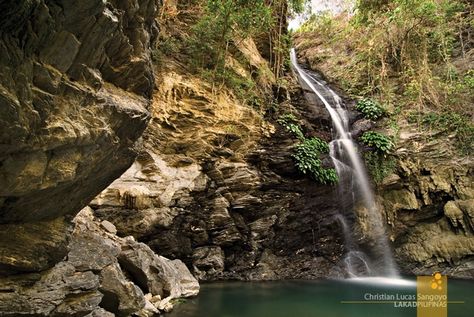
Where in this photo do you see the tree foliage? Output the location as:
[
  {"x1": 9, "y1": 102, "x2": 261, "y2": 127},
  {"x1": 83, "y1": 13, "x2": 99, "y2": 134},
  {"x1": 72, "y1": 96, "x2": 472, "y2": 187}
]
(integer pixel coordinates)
[{"x1": 188, "y1": 0, "x2": 272, "y2": 73}]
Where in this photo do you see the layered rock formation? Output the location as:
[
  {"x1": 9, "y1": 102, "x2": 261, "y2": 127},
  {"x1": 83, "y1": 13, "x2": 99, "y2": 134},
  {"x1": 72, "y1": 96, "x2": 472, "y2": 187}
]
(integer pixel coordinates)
[
  {"x1": 91, "y1": 67, "x2": 346, "y2": 281},
  {"x1": 379, "y1": 128, "x2": 474, "y2": 278},
  {"x1": 0, "y1": 0, "x2": 158, "y2": 273},
  {"x1": 0, "y1": 208, "x2": 199, "y2": 316},
  {"x1": 0, "y1": 0, "x2": 201, "y2": 315}
]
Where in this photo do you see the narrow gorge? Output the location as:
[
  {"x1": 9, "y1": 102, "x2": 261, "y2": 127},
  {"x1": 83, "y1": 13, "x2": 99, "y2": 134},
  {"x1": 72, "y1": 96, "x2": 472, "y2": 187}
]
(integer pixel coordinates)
[{"x1": 0, "y1": 0, "x2": 473, "y2": 316}]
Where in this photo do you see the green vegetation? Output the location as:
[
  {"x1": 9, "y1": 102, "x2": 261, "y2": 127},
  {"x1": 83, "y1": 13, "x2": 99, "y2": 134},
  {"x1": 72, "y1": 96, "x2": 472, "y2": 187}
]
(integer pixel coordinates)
[
  {"x1": 152, "y1": 0, "x2": 304, "y2": 109},
  {"x1": 360, "y1": 130, "x2": 396, "y2": 183},
  {"x1": 355, "y1": 99, "x2": 386, "y2": 120},
  {"x1": 293, "y1": 138, "x2": 338, "y2": 184},
  {"x1": 277, "y1": 113, "x2": 304, "y2": 140},
  {"x1": 409, "y1": 111, "x2": 474, "y2": 154},
  {"x1": 277, "y1": 114, "x2": 338, "y2": 185},
  {"x1": 296, "y1": 0, "x2": 473, "y2": 155},
  {"x1": 360, "y1": 131, "x2": 394, "y2": 154},
  {"x1": 152, "y1": 37, "x2": 181, "y2": 65},
  {"x1": 288, "y1": 0, "x2": 309, "y2": 14},
  {"x1": 188, "y1": 0, "x2": 272, "y2": 72}
]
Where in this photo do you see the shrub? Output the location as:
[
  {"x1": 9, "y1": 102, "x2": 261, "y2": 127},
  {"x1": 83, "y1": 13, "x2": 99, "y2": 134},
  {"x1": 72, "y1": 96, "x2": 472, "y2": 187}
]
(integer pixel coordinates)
[
  {"x1": 360, "y1": 131, "x2": 394, "y2": 154},
  {"x1": 297, "y1": 0, "x2": 469, "y2": 110},
  {"x1": 277, "y1": 113, "x2": 305, "y2": 140},
  {"x1": 188, "y1": 0, "x2": 272, "y2": 73},
  {"x1": 277, "y1": 115, "x2": 338, "y2": 185},
  {"x1": 463, "y1": 70, "x2": 474, "y2": 90},
  {"x1": 303, "y1": 136, "x2": 330, "y2": 153},
  {"x1": 292, "y1": 137, "x2": 338, "y2": 184},
  {"x1": 355, "y1": 99, "x2": 386, "y2": 120}
]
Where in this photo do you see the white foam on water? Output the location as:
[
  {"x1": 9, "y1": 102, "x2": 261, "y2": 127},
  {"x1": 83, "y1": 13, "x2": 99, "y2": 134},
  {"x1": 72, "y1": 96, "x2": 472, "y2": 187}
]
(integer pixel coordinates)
[{"x1": 347, "y1": 277, "x2": 416, "y2": 287}]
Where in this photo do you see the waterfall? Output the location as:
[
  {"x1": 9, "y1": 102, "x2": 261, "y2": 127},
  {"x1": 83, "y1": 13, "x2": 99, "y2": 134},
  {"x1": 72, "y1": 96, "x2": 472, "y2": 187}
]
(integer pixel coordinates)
[{"x1": 290, "y1": 49, "x2": 398, "y2": 277}]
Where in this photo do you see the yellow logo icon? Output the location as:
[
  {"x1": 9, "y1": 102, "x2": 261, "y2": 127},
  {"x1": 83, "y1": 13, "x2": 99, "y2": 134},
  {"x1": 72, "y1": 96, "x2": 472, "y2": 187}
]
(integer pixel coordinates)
[
  {"x1": 417, "y1": 272, "x2": 447, "y2": 317},
  {"x1": 431, "y1": 272, "x2": 443, "y2": 291}
]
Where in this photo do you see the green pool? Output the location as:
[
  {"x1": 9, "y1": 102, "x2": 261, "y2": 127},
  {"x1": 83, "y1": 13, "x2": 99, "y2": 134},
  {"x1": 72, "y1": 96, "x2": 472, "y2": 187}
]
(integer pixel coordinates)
[{"x1": 168, "y1": 277, "x2": 473, "y2": 317}]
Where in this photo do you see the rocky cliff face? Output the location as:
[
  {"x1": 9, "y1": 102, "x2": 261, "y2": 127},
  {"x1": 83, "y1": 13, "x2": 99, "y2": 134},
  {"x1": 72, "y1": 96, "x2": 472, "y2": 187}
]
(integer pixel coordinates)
[
  {"x1": 91, "y1": 65, "x2": 347, "y2": 281},
  {"x1": 378, "y1": 128, "x2": 474, "y2": 278},
  {"x1": 0, "y1": 0, "x2": 200, "y2": 315},
  {"x1": 0, "y1": 208, "x2": 199, "y2": 316},
  {"x1": 0, "y1": 0, "x2": 159, "y2": 273},
  {"x1": 294, "y1": 39, "x2": 474, "y2": 278}
]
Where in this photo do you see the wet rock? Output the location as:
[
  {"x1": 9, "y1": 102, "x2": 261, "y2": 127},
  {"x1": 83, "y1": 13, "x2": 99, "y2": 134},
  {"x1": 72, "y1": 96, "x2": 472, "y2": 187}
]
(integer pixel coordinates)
[{"x1": 396, "y1": 219, "x2": 474, "y2": 277}]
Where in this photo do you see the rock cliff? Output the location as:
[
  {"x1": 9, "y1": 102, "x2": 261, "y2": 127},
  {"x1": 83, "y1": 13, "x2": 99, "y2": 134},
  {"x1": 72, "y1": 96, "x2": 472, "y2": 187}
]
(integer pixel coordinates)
[
  {"x1": 380, "y1": 127, "x2": 474, "y2": 278},
  {"x1": 0, "y1": 0, "x2": 158, "y2": 273},
  {"x1": 0, "y1": 208, "x2": 199, "y2": 316},
  {"x1": 0, "y1": 0, "x2": 200, "y2": 315},
  {"x1": 294, "y1": 36, "x2": 474, "y2": 278},
  {"x1": 91, "y1": 65, "x2": 347, "y2": 280}
]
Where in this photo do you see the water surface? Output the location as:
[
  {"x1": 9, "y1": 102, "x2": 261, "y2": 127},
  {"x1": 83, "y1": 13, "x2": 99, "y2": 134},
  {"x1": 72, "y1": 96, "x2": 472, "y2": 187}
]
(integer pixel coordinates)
[{"x1": 169, "y1": 278, "x2": 473, "y2": 317}]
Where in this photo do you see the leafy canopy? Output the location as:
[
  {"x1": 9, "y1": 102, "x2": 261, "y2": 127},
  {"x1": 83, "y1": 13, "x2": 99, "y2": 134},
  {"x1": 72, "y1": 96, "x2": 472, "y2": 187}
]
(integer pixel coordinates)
[{"x1": 189, "y1": 0, "x2": 272, "y2": 71}]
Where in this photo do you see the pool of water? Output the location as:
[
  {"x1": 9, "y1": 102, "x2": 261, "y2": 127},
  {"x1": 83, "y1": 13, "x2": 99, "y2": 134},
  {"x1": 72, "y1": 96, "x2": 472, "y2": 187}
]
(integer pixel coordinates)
[{"x1": 168, "y1": 277, "x2": 473, "y2": 317}]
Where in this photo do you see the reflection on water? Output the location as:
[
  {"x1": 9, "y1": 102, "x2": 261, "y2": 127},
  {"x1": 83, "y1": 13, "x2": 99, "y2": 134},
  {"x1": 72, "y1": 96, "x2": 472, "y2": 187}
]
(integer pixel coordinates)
[{"x1": 169, "y1": 278, "x2": 473, "y2": 317}]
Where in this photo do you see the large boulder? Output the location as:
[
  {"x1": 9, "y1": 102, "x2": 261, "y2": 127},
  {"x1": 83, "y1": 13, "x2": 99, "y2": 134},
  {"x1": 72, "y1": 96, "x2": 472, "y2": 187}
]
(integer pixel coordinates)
[
  {"x1": 0, "y1": 207, "x2": 199, "y2": 316},
  {"x1": 0, "y1": 0, "x2": 159, "y2": 273}
]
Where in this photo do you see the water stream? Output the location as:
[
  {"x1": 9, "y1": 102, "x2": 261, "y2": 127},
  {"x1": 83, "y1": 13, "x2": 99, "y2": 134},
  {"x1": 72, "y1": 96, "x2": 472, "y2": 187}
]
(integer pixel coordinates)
[{"x1": 290, "y1": 48, "x2": 398, "y2": 277}]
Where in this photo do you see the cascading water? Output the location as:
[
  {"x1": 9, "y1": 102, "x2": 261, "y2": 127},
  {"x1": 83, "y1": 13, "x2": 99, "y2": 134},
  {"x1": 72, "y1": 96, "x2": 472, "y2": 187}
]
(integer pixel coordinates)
[{"x1": 290, "y1": 48, "x2": 398, "y2": 277}]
